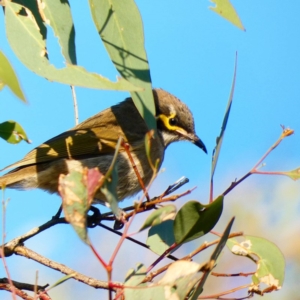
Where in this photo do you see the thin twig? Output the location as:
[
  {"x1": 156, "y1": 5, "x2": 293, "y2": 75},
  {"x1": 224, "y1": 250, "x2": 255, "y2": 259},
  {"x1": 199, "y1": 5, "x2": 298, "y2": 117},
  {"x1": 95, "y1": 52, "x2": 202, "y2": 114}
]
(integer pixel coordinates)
[
  {"x1": 222, "y1": 128, "x2": 294, "y2": 196},
  {"x1": 143, "y1": 231, "x2": 243, "y2": 283},
  {"x1": 10, "y1": 244, "x2": 117, "y2": 290},
  {"x1": 198, "y1": 283, "x2": 252, "y2": 299},
  {"x1": 211, "y1": 271, "x2": 255, "y2": 277},
  {"x1": 0, "y1": 283, "x2": 33, "y2": 300},
  {"x1": 2, "y1": 217, "x2": 67, "y2": 253},
  {"x1": 1, "y1": 192, "x2": 17, "y2": 299},
  {"x1": 70, "y1": 85, "x2": 79, "y2": 125}
]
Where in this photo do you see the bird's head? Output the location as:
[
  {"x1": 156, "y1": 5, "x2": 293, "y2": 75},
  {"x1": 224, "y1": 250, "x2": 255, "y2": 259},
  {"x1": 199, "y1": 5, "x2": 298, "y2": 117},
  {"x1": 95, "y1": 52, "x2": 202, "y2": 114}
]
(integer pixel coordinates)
[{"x1": 153, "y1": 89, "x2": 207, "y2": 153}]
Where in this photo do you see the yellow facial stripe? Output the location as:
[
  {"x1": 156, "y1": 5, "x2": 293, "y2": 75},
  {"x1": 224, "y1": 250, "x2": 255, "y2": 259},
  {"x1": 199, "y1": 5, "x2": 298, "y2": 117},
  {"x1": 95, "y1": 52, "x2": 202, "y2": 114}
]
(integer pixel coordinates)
[{"x1": 157, "y1": 113, "x2": 183, "y2": 132}]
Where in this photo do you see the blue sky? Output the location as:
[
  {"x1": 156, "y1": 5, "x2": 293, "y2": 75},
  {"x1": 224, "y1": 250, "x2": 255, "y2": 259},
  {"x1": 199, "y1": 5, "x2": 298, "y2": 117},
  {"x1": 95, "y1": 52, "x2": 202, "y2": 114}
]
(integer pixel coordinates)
[{"x1": 0, "y1": 1, "x2": 300, "y2": 299}]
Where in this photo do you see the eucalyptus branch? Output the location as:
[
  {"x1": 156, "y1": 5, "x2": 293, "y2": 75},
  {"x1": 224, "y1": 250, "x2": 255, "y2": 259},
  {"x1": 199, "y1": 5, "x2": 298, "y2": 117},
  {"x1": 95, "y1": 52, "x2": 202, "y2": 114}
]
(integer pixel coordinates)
[
  {"x1": 198, "y1": 283, "x2": 252, "y2": 299},
  {"x1": 2, "y1": 217, "x2": 67, "y2": 253},
  {"x1": 211, "y1": 271, "x2": 255, "y2": 277},
  {"x1": 0, "y1": 278, "x2": 48, "y2": 293},
  {"x1": 0, "y1": 283, "x2": 33, "y2": 300},
  {"x1": 4, "y1": 244, "x2": 116, "y2": 290},
  {"x1": 1, "y1": 195, "x2": 17, "y2": 300},
  {"x1": 143, "y1": 231, "x2": 243, "y2": 283},
  {"x1": 101, "y1": 184, "x2": 196, "y2": 221},
  {"x1": 222, "y1": 127, "x2": 294, "y2": 196}
]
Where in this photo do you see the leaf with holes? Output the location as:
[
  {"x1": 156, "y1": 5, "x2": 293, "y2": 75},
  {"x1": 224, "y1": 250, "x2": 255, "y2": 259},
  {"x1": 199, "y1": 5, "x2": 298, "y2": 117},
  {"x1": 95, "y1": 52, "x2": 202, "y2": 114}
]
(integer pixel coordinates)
[
  {"x1": 5, "y1": 2, "x2": 139, "y2": 91},
  {"x1": 227, "y1": 236, "x2": 285, "y2": 294},
  {"x1": 0, "y1": 121, "x2": 30, "y2": 144},
  {"x1": 38, "y1": 0, "x2": 77, "y2": 64}
]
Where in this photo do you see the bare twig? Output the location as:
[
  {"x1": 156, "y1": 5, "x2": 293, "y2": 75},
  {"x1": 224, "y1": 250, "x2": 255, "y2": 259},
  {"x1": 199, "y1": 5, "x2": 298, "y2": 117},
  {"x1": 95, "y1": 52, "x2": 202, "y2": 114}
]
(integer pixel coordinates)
[
  {"x1": 100, "y1": 185, "x2": 196, "y2": 222},
  {"x1": 0, "y1": 278, "x2": 48, "y2": 292},
  {"x1": 70, "y1": 85, "x2": 79, "y2": 125},
  {"x1": 6, "y1": 244, "x2": 117, "y2": 290},
  {"x1": 211, "y1": 271, "x2": 255, "y2": 277},
  {"x1": 2, "y1": 217, "x2": 67, "y2": 254},
  {"x1": 198, "y1": 283, "x2": 252, "y2": 299},
  {"x1": 0, "y1": 283, "x2": 32, "y2": 300},
  {"x1": 222, "y1": 127, "x2": 294, "y2": 196},
  {"x1": 143, "y1": 231, "x2": 243, "y2": 283},
  {"x1": 1, "y1": 193, "x2": 17, "y2": 299}
]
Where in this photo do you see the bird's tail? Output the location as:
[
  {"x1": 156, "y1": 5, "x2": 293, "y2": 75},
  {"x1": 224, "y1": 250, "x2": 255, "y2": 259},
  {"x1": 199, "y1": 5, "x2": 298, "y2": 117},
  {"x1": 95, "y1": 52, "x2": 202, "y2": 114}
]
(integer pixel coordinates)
[{"x1": 0, "y1": 166, "x2": 37, "y2": 190}]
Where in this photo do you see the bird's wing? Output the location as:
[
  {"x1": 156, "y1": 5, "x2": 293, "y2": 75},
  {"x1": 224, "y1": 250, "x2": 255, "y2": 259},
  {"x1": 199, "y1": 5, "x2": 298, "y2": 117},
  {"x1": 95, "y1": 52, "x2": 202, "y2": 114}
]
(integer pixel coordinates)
[
  {"x1": 2, "y1": 100, "x2": 148, "y2": 171},
  {"x1": 2, "y1": 128, "x2": 125, "y2": 171}
]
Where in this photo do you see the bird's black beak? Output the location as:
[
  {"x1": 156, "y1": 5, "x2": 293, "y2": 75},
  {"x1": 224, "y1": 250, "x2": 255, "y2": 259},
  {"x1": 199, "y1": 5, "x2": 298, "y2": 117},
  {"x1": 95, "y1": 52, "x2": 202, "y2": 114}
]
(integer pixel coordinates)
[
  {"x1": 193, "y1": 135, "x2": 207, "y2": 154},
  {"x1": 175, "y1": 128, "x2": 207, "y2": 154}
]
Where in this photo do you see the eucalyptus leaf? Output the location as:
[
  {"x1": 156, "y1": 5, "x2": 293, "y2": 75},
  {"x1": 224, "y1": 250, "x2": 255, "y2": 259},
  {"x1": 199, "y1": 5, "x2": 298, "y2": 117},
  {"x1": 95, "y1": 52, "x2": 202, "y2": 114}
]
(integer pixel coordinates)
[
  {"x1": 138, "y1": 205, "x2": 177, "y2": 232},
  {"x1": 0, "y1": 121, "x2": 30, "y2": 144},
  {"x1": 211, "y1": 53, "x2": 237, "y2": 179},
  {"x1": 227, "y1": 235, "x2": 285, "y2": 292},
  {"x1": 124, "y1": 263, "x2": 147, "y2": 287},
  {"x1": 39, "y1": 0, "x2": 77, "y2": 64},
  {"x1": 0, "y1": 50, "x2": 26, "y2": 102},
  {"x1": 58, "y1": 167, "x2": 104, "y2": 244},
  {"x1": 89, "y1": 0, "x2": 156, "y2": 130},
  {"x1": 174, "y1": 196, "x2": 223, "y2": 244},
  {"x1": 147, "y1": 220, "x2": 175, "y2": 255},
  {"x1": 209, "y1": 0, "x2": 245, "y2": 30},
  {"x1": 5, "y1": 2, "x2": 139, "y2": 91}
]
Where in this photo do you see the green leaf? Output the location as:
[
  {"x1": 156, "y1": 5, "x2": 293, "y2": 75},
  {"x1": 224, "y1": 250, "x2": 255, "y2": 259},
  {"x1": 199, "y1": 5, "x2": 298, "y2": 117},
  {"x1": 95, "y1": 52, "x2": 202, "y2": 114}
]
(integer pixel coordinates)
[
  {"x1": 58, "y1": 167, "x2": 104, "y2": 244},
  {"x1": 89, "y1": 0, "x2": 156, "y2": 131},
  {"x1": 46, "y1": 273, "x2": 76, "y2": 290},
  {"x1": 209, "y1": 0, "x2": 245, "y2": 31},
  {"x1": 138, "y1": 205, "x2": 177, "y2": 232},
  {"x1": 124, "y1": 285, "x2": 165, "y2": 300},
  {"x1": 100, "y1": 163, "x2": 120, "y2": 218},
  {"x1": 211, "y1": 53, "x2": 237, "y2": 179},
  {"x1": 0, "y1": 50, "x2": 26, "y2": 102},
  {"x1": 174, "y1": 196, "x2": 224, "y2": 244},
  {"x1": 124, "y1": 262, "x2": 203, "y2": 300},
  {"x1": 159, "y1": 261, "x2": 201, "y2": 285},
  {"x1": 0, "y1": 121, "x2": 30, "y2": 144},
  {"x1": 5, "y1": 2, "x2": 140, "y2": 91},
  {"x1": 282, "y1": 167, "x2": 300, "y2": 180},
  {"x1": 147, "y1": 220, "x2": 175, "y2": 255},
  {"x1": 227, "y1": 236, "x2": 285, "y2": 292},
  {"x1": 158, "y1": 261, "x2": 203, "y2": 299},
  {"x1": 124, "y1": 263, "x2": 147, "y2": 287},
  {"x1": 39, "y1": 0, "x2": 77, "y2": 64}
]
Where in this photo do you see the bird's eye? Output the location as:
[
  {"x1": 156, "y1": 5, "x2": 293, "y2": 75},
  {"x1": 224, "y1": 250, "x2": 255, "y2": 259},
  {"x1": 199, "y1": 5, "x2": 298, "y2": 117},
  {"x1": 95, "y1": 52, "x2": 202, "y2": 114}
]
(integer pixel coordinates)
[{"x1": 169, "y1": 118, "x2": 177, "y2": 126}]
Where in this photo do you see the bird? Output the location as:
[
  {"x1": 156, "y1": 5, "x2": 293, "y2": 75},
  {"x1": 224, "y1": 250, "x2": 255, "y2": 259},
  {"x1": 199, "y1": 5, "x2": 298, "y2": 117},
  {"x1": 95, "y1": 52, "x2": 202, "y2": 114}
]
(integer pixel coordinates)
[{"x1": 0, "y1": 89, "x2": 207, "y2": 205}]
